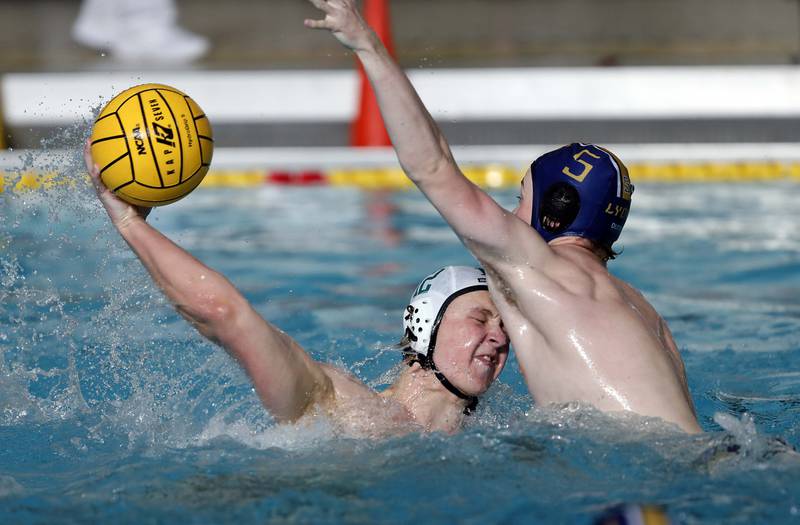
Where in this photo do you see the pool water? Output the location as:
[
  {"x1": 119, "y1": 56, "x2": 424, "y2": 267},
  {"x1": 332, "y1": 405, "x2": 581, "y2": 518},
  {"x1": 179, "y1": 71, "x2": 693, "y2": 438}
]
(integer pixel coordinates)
[{"x1": 1, "y1": 148, "x2": 799, "y2": 524}]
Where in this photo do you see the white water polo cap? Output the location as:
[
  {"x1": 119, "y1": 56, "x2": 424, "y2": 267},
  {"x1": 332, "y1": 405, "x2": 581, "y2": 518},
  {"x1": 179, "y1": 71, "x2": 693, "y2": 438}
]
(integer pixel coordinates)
[{"x1": 403, "y1": 266, "x2": 489, "y2": 357}]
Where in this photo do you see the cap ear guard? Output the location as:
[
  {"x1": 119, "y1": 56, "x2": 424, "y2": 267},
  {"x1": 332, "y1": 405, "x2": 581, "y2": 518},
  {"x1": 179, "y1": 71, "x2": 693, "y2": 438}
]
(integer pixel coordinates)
[
  {"x1": 403, "y1": 297, "x2": 437, "y2": 356},
  {"x1": 539, "y1": 181, "x2": 581, "y2": 234}
]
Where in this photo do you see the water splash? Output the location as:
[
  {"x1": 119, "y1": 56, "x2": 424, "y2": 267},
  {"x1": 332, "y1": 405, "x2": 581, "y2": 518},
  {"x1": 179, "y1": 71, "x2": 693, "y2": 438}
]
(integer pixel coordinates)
[
  {"x1": 0, "y1": 117, "x2": 219, "y2": 444},
  {"x1": 714, "y1": 411, "x2": 764, "y2": 457},
  {"x1": 2, "y1": 166, "x2": 800, "y2": 524},
  {"x1": 195, "y1": 412, "x2": 335, "y2": 450}
]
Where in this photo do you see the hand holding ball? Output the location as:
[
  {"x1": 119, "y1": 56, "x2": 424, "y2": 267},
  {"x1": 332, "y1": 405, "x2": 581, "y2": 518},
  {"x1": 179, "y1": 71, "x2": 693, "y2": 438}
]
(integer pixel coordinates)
[{"x1": 90, "y1": 84, "x2": 213, "y2": 207}]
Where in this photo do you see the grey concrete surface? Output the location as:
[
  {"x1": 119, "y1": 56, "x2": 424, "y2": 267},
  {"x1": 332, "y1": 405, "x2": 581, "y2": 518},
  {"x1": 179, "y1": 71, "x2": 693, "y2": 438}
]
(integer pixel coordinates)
[
  {"x1": 0, "y1": 0, "x2": 799, "y2": 72},
  {"x1": 2, "y1": 0, "x2": 799, "y2": 148}
]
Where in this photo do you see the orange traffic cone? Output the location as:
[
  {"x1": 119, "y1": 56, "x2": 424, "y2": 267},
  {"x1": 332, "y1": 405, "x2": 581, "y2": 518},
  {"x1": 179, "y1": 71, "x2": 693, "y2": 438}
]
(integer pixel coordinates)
[{"x1": 350, "y1": 0, "x2": 394, "y2": 147}]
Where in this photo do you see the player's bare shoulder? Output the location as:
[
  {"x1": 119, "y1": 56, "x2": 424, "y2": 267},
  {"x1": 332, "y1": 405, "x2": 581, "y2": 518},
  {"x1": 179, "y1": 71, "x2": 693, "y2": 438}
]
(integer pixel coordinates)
[
  {"x1": 316, "y1": 363, "x2": 415, "y2": 436},
  {"x1": 318, "y1": 363, "x2": 380, "y2": 403},
  {"x1": 608, "y1": 274, "x2": 662, "y2": 321}
]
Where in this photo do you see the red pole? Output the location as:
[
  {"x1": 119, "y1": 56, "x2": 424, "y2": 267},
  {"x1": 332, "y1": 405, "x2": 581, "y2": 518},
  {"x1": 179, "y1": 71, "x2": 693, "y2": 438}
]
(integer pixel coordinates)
[{"x1": 350, "y1": 0, "x2": 394, "y2": 147}]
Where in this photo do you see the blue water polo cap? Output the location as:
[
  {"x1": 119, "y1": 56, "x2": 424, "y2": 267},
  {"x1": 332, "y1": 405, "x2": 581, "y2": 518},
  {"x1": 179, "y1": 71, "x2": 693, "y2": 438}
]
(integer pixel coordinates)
[{"x1": 530, "y1": 143, "x2": 634, "y2": 251}]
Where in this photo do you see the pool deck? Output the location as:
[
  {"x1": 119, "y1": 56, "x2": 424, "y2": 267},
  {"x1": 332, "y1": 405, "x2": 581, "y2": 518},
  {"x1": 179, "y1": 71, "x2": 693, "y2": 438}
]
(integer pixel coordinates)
[{"x1": 1, "y1": 0, "x2": 800, "y2": 149}]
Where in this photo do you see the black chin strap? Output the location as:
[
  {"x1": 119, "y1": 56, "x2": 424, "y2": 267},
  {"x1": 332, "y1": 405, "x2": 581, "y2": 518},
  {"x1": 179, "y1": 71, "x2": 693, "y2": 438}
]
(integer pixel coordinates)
[
  {"x1": 409, "y1": 357, "x2": 478, "y2": 415},
  {"x1": 406, "y1": 285, "x2": 488, "y2": 416},
  {"x1": 433, "y1": 370, "x2": 479, "y2": 415}
]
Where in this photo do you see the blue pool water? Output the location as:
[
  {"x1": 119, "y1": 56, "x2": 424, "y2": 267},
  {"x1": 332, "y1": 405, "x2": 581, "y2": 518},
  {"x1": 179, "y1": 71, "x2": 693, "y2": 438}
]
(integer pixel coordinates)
[{"x1": 1, "y1": 148, "x2": 799, "y2": 524}]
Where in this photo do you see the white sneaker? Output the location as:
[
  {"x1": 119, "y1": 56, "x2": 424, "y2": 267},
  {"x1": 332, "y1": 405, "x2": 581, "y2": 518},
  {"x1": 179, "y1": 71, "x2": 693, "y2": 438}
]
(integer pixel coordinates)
[
  {"x1": 71, "y1": 0, "x2": 209, "y2": 63},
  {"x1": 72, "y1": 0, "x2": 119, "y2": 49},
  {"x1": 110, "y1": 26, "x2": 210, "y2": 63}
]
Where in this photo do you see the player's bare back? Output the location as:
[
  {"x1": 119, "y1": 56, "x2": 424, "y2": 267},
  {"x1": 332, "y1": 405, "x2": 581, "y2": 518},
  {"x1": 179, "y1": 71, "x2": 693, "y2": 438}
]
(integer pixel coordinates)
[{"x1": 487, "y1": 240, "x2": 701, "y2": 433}]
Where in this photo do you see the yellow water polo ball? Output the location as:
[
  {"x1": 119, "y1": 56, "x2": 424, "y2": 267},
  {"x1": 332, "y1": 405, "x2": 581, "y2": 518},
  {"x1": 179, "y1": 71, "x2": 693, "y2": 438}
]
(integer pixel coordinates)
[{"x1": 90, "y1": 83, "x2": 213, "y2": 207}]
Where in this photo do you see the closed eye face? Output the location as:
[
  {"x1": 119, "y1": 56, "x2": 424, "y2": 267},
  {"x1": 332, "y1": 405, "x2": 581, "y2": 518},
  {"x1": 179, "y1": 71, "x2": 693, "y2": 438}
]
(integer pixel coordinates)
[
  {"x1": 469, "y1": 308, "x2": 507, "y2": 349},
  {"x1": 441, "y1": 293, "x2": 505, "y2": 337},
  {"x1": 465, "y1": 306, "x2": 508, "y2": 350},
  {"x1": 435, "y1": 291, "x2": 510, "y2": 391},
  {"x1": 470, "y1": 307, "x2": 489, "y2": 321},
  {"x1": 469, "y1": 307, "x2": 503, "y2": 326}
]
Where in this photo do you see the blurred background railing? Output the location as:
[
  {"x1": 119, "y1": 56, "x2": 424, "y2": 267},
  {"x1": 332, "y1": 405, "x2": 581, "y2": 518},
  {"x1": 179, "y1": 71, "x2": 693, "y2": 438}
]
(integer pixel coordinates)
[
  {"x1": 3, "y1": 0, "x2": 800, "y2": 71},
  {"x1": 1, "y1": 0, "x2": 799, "y2": 186}
]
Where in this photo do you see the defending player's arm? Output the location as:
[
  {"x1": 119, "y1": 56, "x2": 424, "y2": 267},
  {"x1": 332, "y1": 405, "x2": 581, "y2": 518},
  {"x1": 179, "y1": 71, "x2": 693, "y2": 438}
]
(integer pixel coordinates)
[
  {"x1": 304, "y1": 0, "x2": 552, "y2": 268},
  {"x1": 85, "y1": 143, "x2": 333, "y2": 422}
]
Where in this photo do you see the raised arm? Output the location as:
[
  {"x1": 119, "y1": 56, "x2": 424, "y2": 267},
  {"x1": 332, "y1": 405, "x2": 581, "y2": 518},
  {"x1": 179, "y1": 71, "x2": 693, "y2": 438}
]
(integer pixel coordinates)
[
  {"x1": 84, "y1": 142, "x2": 333, "y2": 422},
  {"x1": 305, "y1": 0, "x2": 552, "y2": 267}
]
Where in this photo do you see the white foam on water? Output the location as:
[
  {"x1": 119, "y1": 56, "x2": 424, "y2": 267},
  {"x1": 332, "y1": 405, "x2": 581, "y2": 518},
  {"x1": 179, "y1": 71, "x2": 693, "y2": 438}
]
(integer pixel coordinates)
[
  {"x1": 713, "y1": 411, "x2": 766, "y2": 458},
  {"x1": 0, "y1": 362, "x2": 42, "y2": 425},
  {"x1": 95, "y1": 388, "x2": 193, "y2": 450},
  {"x1": 523, "y1": 401, "x2": 690, "y2": 440},
  {"x1": 193, "y1": 411, "x2": 338, "y2": 451}
]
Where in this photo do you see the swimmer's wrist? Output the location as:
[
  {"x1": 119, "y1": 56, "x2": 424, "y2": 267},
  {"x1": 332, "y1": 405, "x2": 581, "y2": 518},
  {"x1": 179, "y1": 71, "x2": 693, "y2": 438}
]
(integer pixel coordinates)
[
  {"x1": 354, "y1": 30, "x2": 382, "y2": 55},
  {"x1": 113, "y1": 212, "x2": 147, "y2": 232}
]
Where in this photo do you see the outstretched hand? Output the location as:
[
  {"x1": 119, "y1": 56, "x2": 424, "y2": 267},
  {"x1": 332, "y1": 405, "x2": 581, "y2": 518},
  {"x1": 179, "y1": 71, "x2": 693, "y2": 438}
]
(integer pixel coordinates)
[
  {"x1": 84, "y1": 139, "x2": 151, "y2": 228},
  {"x1": 304, "y1": 0, "x2": 375, "y2": 51}
]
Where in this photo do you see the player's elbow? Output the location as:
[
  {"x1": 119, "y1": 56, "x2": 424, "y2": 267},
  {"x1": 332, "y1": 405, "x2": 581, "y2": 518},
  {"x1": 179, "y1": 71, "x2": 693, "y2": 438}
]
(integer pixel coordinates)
[
  {"x1": 402, "y1": 138, "x2": 456, "y2": 182},
  {"x1": 404, "y1": 157, "x2": 454, "y2": 188},
  {"x1": 203, "y1": 293, "x2": 249, "y2": 332},
  {"x1": 180, "y1": 292, "x2": 249, "y2": 343}
]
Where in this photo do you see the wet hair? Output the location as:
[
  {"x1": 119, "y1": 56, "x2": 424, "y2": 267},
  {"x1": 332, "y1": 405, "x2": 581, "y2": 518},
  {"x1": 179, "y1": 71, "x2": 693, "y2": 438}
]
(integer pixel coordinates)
[
  {"x1": 604, "y1": 246, "x2": 620, "y2": 261},
  {"x1": 396, "y1": 335, "x2": 416, "y2": 364},
  {"x1": 396, "y1": 335, "x2": 433, "y2": 369}
]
